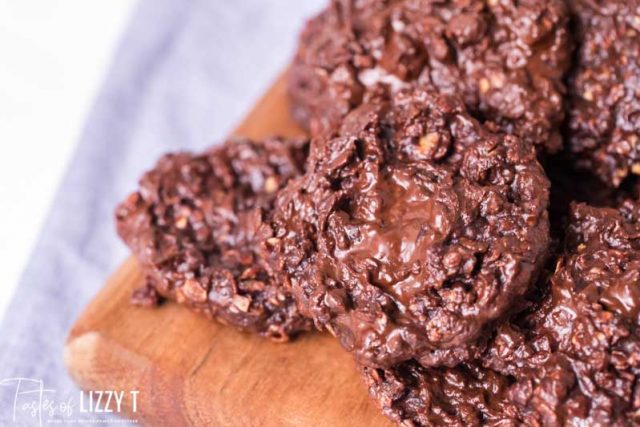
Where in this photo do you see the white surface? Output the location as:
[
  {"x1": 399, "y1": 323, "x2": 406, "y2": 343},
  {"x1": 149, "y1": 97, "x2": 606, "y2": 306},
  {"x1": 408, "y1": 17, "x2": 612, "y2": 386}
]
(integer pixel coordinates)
[{"x1": 0, "y1": 0, "x2": 135, "y2": 322}]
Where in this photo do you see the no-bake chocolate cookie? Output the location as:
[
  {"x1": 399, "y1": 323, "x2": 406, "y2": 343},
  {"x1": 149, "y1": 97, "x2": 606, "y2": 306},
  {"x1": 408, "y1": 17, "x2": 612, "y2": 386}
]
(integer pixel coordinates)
[
  {"x1": 485, "y1": 201, "x2": 640, "y2": 426},
  {"x1": 544, "y1": 153, "x2": 640, "y2": 239},
  {"x1": 567, "y1": 0, "x2": 640, "y2": 187},
  {"x1": 289, "y1": 0, "x2": 572, "y2": 151},
  {"x1": 116, "y1": 138, "x2": 312, "y2": 341},
  {"x1": 361, "y1": 361, "x2": 520, "y2": 426},
  {"x1": 362, "y1": 201, "x2": 640, "y2": 426},
  {"x1": 269, "y1": 87, "x2": 550, "y2": 367}
]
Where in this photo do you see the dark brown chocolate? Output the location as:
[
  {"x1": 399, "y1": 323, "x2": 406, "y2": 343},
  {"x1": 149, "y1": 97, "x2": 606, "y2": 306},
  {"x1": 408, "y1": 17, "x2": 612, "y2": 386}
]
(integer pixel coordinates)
[
  {"x1": 567, "y1": 0, "x2": 640, "y2": 187},
  {"x1": 361, "y1": 360, "x2": 522, "y2": 426},
  {"x1": 486, "y1": 201, "x2": 640, "y2": 426},
  {"x1": 269, "y1": 87, "x2": 550, "y2": 368},
  {"x1": 115, "y1": 137, "x2": 312, "y2": 341},
  {"x1": 544, "y1": 153, "x2": 640, "y2": 240},
  {"x1": 110, "y1": 4, "x2": 640, "y2": 423},
  {"x1": 289, "y1": 0, "x2": 572, "y2": 152},
  {"x1": 362, "y1": 202, "x2": 640, "y2": 426},
  {"x1": 361, "y1": 360, "x2": 519, "y2": 426}
]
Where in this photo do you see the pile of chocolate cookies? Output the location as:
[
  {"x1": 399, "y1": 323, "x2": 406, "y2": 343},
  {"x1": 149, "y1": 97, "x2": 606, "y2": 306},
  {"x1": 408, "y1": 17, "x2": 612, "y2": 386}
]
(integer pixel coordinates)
[{"x1": 116, "y1": 1, "x2": 640, "y2": 425}]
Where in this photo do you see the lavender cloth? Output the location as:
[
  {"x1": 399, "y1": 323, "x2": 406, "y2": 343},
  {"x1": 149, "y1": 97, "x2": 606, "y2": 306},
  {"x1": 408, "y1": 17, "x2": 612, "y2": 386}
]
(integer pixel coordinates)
[{"x1": 0, "y1": 0, "x2": 324, "y2": 424}]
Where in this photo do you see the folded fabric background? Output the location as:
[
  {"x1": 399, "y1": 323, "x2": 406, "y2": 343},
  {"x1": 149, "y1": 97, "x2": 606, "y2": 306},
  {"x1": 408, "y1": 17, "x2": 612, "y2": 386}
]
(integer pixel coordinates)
[{"x1": 0, "y1": 0, "x2": 323, "y2": 424}]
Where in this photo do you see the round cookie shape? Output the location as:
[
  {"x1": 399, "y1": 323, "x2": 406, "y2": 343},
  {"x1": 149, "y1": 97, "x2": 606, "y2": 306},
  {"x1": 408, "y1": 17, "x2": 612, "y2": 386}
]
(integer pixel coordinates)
[
  {"x1": 483, "y1": 201, "x2": 640, "y2": 426},
  {"x1": 271, "y1": 88, "x2": 550, "y2": 367},
  {"x1": 362, "y1": 202, "x2": 640, "y2": 427},
  {"x1": 567, "y1": 0, "x2": 640, "y2": 187},
  {"x1": 116, "y1": 137, "x2": 312, "y2": 341},
  {"x1": 289, "y1": 0, "x2": 572, "y2": 152}
]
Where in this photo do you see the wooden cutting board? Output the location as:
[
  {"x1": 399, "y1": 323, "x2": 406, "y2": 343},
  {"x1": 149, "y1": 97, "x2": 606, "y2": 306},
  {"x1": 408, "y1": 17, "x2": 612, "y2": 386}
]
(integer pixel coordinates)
[{"x1": 64, "y1": 73, "x2": 393, "y2": 427}]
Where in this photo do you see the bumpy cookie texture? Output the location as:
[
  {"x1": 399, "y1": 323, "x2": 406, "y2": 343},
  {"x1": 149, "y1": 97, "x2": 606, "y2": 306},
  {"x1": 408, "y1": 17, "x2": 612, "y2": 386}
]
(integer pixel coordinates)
[
  {"x1": 116, "y1": 138, "x2": 312, "y2": 341},
  {"x1": 361, "y1": 361, "x2": 520, "y2": 426},
  {"x1": 289, "y1": 0, "x2": 572, "y2": 151},
  {"x1": 544, "y1": 154, "x2": 640, "y2": 239},
  {"x1": 568, "y1": 0, "x2": 640, "y2": 187},
  {"x1": 485, "y1": 202, "x2": 640, "y2": 426},
  {"x1": 271, "y1": 88, "x2": 550, "y2": 368},
  {"x1": 361, "y1": 202, "x2": 640, "y2": 426}
]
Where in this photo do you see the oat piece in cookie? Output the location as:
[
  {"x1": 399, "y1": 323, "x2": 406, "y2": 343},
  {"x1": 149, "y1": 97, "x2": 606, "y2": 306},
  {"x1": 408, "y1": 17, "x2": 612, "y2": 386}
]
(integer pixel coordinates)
[
  {"x1": 270, "y1": 87, "x2": 550, "y2": 368},
  {"x1": 360, "y1": 361, "x2": 520, "y2": 427},
  {"x1": 567, "y1": 0, "x2": 640, "y2": 187},
  {"x1": 362, "y1": 202, "x2": 640, "y2": 426},
  {"x1": 116, "y1": 138, "x2": 312, "y2": 341},
  {"x1": 484, "y1": 201, "x2": 640, "y2": 426},
  {"x1": 289, "y1": 0, "x2": 572, "y2": 151}
]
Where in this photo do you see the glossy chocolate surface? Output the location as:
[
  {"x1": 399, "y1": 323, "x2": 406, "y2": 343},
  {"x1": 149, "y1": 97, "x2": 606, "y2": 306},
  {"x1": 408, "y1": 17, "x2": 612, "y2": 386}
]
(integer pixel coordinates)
[
  {"x1": 270, "y1": 87, "x2": 550, "y2": 367},
  {"x1": 363, "y1": 202, "x2": 640, "y2": 426},
  {"x1": 289, "y1": 0, "x2": 572, "y2": 152},
  {"x1": 116, "y1": 138, "x2": 312, "y2": 341},
  {"x1": 568, "y1": 0, "x2": 640, "y2": 187}
]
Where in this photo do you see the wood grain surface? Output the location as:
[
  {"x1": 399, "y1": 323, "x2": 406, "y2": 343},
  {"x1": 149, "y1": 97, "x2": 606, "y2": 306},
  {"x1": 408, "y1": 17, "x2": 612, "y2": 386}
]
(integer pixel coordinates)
[{"x1": 64, "y1": 74, "x2": 393, "y2": 427}]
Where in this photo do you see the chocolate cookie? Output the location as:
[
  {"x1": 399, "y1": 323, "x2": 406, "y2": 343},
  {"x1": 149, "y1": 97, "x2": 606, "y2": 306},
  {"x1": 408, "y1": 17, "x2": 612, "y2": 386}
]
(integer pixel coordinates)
[
  {"x1": 115, "y1": 138, "x2": 312, "y2": 341},
  {"x1": 544, "y1": 153, "x2": 640, "y2": 239},
  {"x1": 270, "y1": 87, "x2": 550, "y2": 367},
  {"x1": 485, "y1": 201, "x2": 640, "y2": 426},
  {"x1": 361, "y1": 360, "x2": 519, "y2": 426},
  {"x1": 289, "y1": 0, "x2": 572, "y2": 152},
  {"x1": 362, "y1": 202, "x2": 640, "y2": 426},
  {"x1": 567, "y1": 0, "x2": 640, "y2": 187}
]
